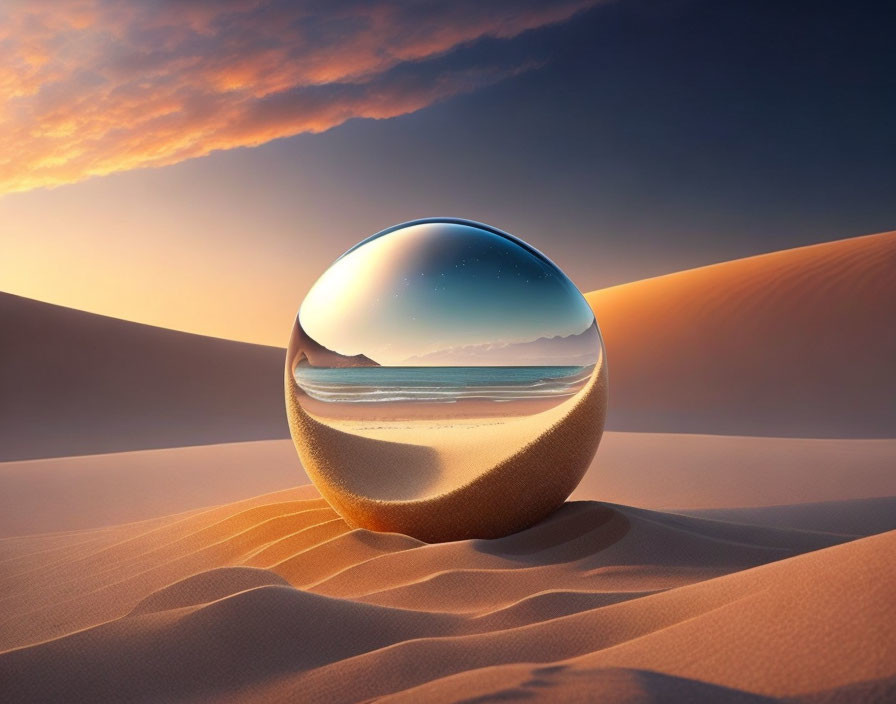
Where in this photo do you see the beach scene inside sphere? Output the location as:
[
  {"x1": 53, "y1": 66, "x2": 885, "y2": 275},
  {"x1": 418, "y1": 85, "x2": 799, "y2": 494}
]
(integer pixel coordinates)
[{"x1": 288, "y1": 219, "x2": 603, "y2": 420}]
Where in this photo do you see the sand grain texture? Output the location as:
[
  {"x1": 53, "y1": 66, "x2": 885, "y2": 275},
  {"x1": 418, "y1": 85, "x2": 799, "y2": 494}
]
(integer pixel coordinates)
[
  {"x1": 1, "y1": 485, "x2": 893, "y2": 703},
  {"x1": 3, "y1": 433, "x2": 895, "y2": 537},
  {"x1": 588, "y1": 231, "x2": 896, "y2": 437},
  {"x1": 0, "y1": 292, "x2": 287, "y2": 461},
  {"x1": 287, "y1": 355, "x2": 608, "y2": 542},
  {"x1": 3, "y1": 230, "x2": 893, "y2": 466},
  {"x1": 2, "y1": 232, "x2": 894, "y2": 702}
]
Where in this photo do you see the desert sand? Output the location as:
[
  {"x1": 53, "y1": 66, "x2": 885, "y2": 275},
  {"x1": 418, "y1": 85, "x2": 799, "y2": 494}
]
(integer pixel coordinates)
[
  {"x1": 589, "y1": 230, "x2": 896, "y2": 437},
  {"x1": 3, "y1": 231, "x2": 892, "y2": 464},
  {"x1": 1, "y1": 231, "x2": 894, "y2": 702},
  {"x1": 3, "y1": 432, "x2": 894, "y2": 538},
  {"x1": 287, "y1": 354, "x2": 607, "y2": 541},
  {"x1": 0, "y1": 441, "x2": 301, "y2": 537},
  {"x1": 0, "y1": 291, "x2": 287, "y2": 461},
  {"x1": 0, "y1": 485, "x2": 893, "y2": 702}
]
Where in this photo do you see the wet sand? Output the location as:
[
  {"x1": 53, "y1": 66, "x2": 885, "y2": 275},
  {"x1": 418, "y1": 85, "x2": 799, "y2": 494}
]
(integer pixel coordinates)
[{"x1": 297, "y1": 391, "x2": 569, "y2": 421}]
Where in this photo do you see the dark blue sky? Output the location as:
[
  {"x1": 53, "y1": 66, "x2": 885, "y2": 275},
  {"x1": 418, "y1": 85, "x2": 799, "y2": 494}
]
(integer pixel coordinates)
[
  {"x1": 230, "y1": 0, "x2": 896, "y2": 290},
  {"x1": 285, "y1": 0, "x2": 896, "y2": 285}
]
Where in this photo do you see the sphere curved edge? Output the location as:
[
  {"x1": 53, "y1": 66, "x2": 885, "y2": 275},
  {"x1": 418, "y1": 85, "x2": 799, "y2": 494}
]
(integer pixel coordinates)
[{"x1": 285, "y1": 218, "x2": 608, "y2": 542}]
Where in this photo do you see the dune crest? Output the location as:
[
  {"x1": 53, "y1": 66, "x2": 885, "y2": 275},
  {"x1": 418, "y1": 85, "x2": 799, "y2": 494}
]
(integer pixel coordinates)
[
  {"x1": 588, "y1": 230, "x2": 896, "y2": 437},
  {"x1": 3, "y1": 230, "x2": 892, "y2": 468},
  {"x1": 0, "y1": 292, "x2": 287, "y2": 461},
  {"x1": 2, "y1": 232, "x2": 894, "y2": 702},
  {"x1": 1, "y1": 485, "x2": 893, "y2": 703}
]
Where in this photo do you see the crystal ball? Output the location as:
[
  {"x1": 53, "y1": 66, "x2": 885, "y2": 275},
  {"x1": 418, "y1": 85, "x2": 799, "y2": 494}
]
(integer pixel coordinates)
[{"x1": 286, "y1": 218, "x2": 607, "y2": 542}]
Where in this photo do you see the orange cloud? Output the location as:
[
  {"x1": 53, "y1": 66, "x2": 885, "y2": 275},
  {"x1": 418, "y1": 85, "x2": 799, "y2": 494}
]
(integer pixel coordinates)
[{"x1": 0, "y1": 0, "x2": 598, "y2": 194}]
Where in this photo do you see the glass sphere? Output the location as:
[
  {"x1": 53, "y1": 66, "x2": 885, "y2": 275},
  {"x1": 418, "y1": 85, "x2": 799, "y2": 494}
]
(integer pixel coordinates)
[{"x1": 286, "y1": 218, "x2": 607, "y2": 542}]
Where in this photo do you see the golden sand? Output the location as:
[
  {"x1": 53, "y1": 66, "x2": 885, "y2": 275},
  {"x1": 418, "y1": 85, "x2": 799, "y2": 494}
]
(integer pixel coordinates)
[
  {"x1": 286, "y1": 352, "x2": 608, "y2": 542},
  {"x1": 1, "y1": 485, "x2": 892, "y2": 702}
]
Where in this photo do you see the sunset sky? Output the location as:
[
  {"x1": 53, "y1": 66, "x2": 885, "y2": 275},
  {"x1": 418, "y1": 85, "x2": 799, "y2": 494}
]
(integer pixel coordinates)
[{"x1": 2, "y1": 0, "x2": 894, "y2": 347}]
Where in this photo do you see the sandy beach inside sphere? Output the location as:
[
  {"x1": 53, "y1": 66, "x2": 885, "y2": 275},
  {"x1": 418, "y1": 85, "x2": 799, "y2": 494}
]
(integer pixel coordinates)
[{"x1": 287, "y1": 350, "x2": 607, "y2": 541}]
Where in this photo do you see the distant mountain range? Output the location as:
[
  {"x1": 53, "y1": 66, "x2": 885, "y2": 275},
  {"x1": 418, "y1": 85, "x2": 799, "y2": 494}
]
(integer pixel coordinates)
[
  {"x1": 403, "y1": 326, "x2": 600, "y2": 367},
  {"x1": 292, "y1": 324, "x2": 380, "y2": 368}
]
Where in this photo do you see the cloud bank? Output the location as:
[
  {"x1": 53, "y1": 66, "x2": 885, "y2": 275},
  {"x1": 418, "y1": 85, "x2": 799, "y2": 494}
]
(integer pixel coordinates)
[{"x1": 0, "y1": 0, "x2": 596, "y2": 194}]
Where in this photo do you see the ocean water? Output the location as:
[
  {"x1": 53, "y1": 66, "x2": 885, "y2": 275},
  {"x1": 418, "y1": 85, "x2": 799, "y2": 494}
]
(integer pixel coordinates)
[{"x1": 294, "y1": 365, "x2": 593, "y2": 404}]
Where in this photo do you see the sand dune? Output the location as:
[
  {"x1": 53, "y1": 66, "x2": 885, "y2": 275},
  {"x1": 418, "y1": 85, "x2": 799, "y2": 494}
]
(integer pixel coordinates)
[
  {"x1": 1, "y1": 487, "x2": 893, "y2": 703},
  {"x1": 681, "y1": 496, "x2": 896, "y2": 536},
  {"x1": 580, "y1": 432, "x2": 896, "y2": 510},
  {"x1": 0, "y1": 291, "x2": 287, "y2": 461},
  {"x1": 3, "y1": 231, "x2": 893, "y2": 467},
  {"x1": 589, "y1": 230, "x2": 896, "y2": 437},
  {"x1": 4, "y1": 432, "x2": 894, "y2": 537},
  {"x1": 372, "y1": 529, "x2": 894, "y2": 704},
  {"x1": 385, "y1": 668, "x2": 787, "y2": 704},
  {"x1": 128, "y1": 566, "x2": 291, "y2": 616},
  {"x1": 0, "y1": 440, "x2": 302, "y2": 536},
  {"x1": 1, "y1": 233, "x2": 893, "y2": 701},
  {"x1": 0, "y1": 488, "x2": 896, "y2": 702}
]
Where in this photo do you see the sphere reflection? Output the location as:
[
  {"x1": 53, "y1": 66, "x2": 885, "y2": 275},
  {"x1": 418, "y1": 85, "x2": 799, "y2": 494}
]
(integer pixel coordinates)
[{"x1": 286, "y1": 218, "x2": 607, "y2": 542}]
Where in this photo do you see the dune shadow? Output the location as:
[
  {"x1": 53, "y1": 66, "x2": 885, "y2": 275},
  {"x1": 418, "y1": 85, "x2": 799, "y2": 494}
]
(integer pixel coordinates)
[
  {"x1": 456, "y1": 666, "x2": 781, "y2": 704},
  {"x1": 128, "y1": 567, "x2": 289, "y2": 616},
  {"x1": 471, "y1": 501, "x2": 630, "y2": 565}
]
